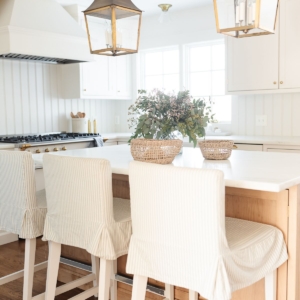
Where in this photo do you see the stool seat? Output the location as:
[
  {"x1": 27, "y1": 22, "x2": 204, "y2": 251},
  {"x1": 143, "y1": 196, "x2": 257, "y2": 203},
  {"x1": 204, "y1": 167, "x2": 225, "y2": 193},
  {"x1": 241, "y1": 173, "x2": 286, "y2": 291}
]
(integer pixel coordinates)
[
  {"x1": 113, "y1": 198, "x2": 131, "y2": 222},
  {"x1": 36, "y1": 189, "x2": 47, "y2": 209},
  {"x1": 225, "y1": 217, "x2": 287, "y2": 293}
]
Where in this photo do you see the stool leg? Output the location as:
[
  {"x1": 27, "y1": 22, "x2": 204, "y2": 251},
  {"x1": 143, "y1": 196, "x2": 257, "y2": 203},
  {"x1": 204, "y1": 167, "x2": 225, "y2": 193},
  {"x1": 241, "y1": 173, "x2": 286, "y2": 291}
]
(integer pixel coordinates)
[
  {"x1": 189, "y1": 290, "x2": 198, "y2": 300},
  {"x1": 23, "y1": 238, "x2": 36, "y2": 300},
  {"x1": 110, "y1": 259, "x2": 117, "y2": 300},
  {"x1": 131, "y1": 275, "x2": 147, "y2": 300},
  {"x1": 265, "y1": 270, "x2": 277, "y2": 300},
  {"x1": 45, "y1": 241, "x2": 61, "y2": 300},
  {"x1": 91, "y1": 255, "x2": 100, "y2": 297},
  {"x1": 99, "y1": 258, "x2": 112, "y2": 300},
  {"x1": 164, "y1": 284, "x2": 174, "y2": 300}
]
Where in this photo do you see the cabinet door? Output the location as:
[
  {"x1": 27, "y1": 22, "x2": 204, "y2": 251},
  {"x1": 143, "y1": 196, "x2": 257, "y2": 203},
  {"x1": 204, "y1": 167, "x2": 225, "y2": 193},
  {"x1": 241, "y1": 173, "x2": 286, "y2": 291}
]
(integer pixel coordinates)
[
  {"x1": 81, "y1": 56, "x2": 112, "y2": 98},
  {"x1": 279, "y1": 0, "x2": 300, "y2": 89},
  {"x1": 111, "y1": 56, "x2": 132, "y2": 99},
  {"x1": 227, "y1": 32, "x2": 279, "y2": 92}
]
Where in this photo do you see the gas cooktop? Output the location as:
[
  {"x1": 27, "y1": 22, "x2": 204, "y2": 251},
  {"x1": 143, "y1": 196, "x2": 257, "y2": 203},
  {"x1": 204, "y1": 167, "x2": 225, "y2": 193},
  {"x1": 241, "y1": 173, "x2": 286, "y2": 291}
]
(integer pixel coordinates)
[{"x1": 0, "y1": 133, "x2": 101, "y2": 144}]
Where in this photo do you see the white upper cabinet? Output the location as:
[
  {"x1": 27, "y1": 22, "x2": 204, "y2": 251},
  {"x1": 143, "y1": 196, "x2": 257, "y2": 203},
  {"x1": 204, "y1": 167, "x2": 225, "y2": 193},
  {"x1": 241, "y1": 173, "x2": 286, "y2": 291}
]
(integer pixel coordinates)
[
  {"x1": 227, "y1": 32, "x2": 279, "y2": 92},
  {"x1": 279, "y1": 0, "x2": 300, "y2": 90},
  {"x1": 227, "y1": 0, "x2": 300, "y2": 94},
  {"x1": 59, "y1": 4, "x2": 132, "y2": 100}
]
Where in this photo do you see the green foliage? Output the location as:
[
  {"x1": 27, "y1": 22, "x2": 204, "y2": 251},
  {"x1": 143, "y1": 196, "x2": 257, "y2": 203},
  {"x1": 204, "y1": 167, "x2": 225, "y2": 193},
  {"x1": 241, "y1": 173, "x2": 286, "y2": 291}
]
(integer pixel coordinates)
[{"x1": 128, "y1": 89, "x2": 215, "y2": 147}]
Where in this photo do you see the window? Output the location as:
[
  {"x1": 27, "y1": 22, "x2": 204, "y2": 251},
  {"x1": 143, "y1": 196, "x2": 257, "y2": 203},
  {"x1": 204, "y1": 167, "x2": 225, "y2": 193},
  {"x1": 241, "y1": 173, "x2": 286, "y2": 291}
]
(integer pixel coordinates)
[
  {"x1": 185, "y1": 41, "x2": 231, "y2": 123},
  {"x1": 139, "y1": 41, "x2": 231, "y2": 123},
  {"x1": 140, "y1": 47, "x2": 180, "y2": 93}
]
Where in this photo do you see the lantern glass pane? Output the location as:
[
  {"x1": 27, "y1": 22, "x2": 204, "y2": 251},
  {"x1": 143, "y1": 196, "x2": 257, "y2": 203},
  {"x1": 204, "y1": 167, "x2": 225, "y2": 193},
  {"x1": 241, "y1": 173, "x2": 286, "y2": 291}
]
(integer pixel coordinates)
[
  {"x1": 115, "y1": 8, "x2": 140, "y2": 51},
  {"x1": 86, "y1": 8, "x2": 112, "y2": 54},
  {"x1": 215, "y1": 0, "x2": 236, "y2": 30},
  {"x1": 259, "y1": 0, "x2": 278, "y2": 32},
  {"x1": 215, "y1": 0, "x2": 278, "y2": 37}
]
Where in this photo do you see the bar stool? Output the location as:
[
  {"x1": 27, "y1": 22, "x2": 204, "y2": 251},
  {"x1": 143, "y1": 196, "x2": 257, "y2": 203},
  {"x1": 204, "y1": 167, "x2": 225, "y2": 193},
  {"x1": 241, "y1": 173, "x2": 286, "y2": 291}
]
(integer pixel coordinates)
[
  {"x1": 0, "y1": 151, "x2": 47, "y2": 300},
  {"x1": 42, "y1": 155, "x2": 132, "y2": 300},
  {"x1": 127, "y1": 161, "x2": 288, "y2": 300}
]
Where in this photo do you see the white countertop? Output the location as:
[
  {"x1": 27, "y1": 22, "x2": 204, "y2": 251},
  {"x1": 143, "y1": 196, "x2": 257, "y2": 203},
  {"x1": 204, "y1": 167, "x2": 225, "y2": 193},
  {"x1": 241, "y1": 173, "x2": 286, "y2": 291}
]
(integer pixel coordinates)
[
  {"x1": 102, "y1": 133, "x2": 300, "y2": 146},
  {"x1": 0, "y1": 143, "x2": 14, "y2": 149},
  {"x1": 33, "y1": 145, "x2": 300, "y2": 193}
]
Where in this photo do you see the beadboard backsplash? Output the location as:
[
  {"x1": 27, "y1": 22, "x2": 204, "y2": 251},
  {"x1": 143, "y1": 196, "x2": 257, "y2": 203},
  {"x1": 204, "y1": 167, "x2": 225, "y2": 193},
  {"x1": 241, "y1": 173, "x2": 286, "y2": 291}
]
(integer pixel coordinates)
[
  {"x1": 0, "y1": 59, "x2": 131, "y2": 136},
  {"x1": 231, "y1": 94, "x2": 300, "y2": 136}
]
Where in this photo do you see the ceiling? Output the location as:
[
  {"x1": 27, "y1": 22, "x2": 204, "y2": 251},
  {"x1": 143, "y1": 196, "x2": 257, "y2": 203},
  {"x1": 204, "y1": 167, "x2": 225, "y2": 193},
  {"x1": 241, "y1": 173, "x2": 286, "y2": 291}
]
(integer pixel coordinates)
[{"x1": 56, "y1": 0, "x2": 211, "y2": 15}]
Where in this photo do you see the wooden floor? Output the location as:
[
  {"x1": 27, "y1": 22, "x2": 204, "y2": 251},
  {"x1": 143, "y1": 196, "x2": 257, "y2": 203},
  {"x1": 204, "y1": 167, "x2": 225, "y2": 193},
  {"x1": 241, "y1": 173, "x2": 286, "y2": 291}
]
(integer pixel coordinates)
[{"x1": 0, "y1": 238, "x2": 96, "y2": 300}]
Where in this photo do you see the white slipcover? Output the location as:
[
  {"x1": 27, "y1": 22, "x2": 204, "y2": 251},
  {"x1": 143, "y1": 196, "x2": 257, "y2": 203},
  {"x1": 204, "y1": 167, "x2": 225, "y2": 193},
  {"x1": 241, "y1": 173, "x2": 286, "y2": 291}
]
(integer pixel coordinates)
[
  {"x1": 0, "y1": 151, "x2": 47, "y2": 239},
  {"x1": 126, "y1": 161, "x2": 288, "y2": 300},
  {"x1": 42, "y1": 155, "x2": 131, "y2": 260}
]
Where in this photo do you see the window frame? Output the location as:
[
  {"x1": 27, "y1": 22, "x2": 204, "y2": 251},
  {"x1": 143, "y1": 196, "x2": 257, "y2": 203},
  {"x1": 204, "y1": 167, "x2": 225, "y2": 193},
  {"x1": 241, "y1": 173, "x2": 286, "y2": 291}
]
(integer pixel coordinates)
[
  {"x1": 137, "y1": 40, "x2": 231, "y2": 124},
  {"x1": 139, "y1": 45, "x2": 180, "y2": 92},
  {"x1": 184, "y1": 40, "x2": 231, "y2": 124}
]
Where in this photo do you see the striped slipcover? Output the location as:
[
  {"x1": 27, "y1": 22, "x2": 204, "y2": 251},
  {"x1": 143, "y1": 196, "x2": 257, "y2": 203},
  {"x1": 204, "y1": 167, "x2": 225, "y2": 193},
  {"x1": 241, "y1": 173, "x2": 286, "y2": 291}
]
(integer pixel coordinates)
[
  {"x1": 42, "y1": 155, "x2": 131, "y2": 260},
  {"x1": 126, "y1": 161, "x2": 288, "y2": 300},
  {"x1": 0, "y1": 151, "x2": 47, "y2": 239}
]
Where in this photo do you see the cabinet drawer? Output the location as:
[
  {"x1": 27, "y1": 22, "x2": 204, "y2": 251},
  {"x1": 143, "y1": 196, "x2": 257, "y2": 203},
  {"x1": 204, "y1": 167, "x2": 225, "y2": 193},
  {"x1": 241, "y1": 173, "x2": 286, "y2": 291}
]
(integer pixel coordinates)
[
  {"x1": 233, "y1": 144, "x2": 263, "y2": 151},
  {"x1": 266, "y1": 148, "x2": 300, "y2": 154}
]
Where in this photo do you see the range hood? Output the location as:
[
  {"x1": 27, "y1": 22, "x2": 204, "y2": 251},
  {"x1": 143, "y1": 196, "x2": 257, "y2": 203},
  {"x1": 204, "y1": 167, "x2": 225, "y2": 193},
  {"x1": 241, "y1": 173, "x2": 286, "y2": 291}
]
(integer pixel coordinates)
[{"x1": 0, "y1": 0, "x2": 93, "y2": 64}]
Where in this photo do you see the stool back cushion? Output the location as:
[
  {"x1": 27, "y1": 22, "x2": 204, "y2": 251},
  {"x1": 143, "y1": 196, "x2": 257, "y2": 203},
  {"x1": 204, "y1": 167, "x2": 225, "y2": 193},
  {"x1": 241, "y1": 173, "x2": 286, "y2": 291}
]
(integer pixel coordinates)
[
  {"x1": 0, "y1": 151, "x2": 45, "y2": 238},
  {"x1": 127, "y1": 161, "x2": 228, "y2": 298},
  {"x1": 43, "y1": 155, "x2": 124, "y2": 258}
]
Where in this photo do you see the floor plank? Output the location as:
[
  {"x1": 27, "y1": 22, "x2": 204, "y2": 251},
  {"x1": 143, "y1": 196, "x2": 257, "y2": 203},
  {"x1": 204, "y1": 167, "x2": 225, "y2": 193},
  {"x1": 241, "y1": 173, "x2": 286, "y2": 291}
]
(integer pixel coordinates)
[{"x1": 0, "y1": 238, "x2": 96, "y2": 299}]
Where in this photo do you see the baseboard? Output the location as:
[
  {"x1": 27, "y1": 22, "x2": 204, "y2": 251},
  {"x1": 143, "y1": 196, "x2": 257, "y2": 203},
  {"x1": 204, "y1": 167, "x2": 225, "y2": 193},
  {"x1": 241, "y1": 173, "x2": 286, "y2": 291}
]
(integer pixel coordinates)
[{"x1": 0, "y1": 230, "x2": 18, "y2": 246}]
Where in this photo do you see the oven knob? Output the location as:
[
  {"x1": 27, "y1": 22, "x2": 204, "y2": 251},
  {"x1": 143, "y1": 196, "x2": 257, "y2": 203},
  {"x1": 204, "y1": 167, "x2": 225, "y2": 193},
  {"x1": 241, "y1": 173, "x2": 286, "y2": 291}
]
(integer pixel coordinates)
[
  {"x1": 62, "y1": 147, "x2": 67, "y2": 151},
  {"x1": 53, "y1": 148, "x2": 59, "y2": 152},
  {"x1": 36, "y1": 149, "x2": 41, "y2": 154},
  {"x1": 45, "y1": 148, "x2": 50, "y2": 153}
]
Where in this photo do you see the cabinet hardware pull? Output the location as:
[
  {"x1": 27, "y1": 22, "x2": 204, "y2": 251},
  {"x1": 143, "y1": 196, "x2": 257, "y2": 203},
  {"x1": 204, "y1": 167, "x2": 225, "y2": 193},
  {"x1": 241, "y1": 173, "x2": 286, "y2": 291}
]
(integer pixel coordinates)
[
  {"x1": 45, "y1": 148, "x2": 50, "y2": 153},
  {"x1": 233, "y1": 145, "x2": 238, "y2": 149},
  {"x1": 36, "y1": 149, "x2": 41, "y2": 154},
  {"x1": 280, "y1": 81, "x2": 283, "y2": 84},
  {"x1": 273, "y1": 82, "x2": 277, "y2": 85},
  {"x1": 62, "y1": 147, "x2": 67, "y2": 151}
]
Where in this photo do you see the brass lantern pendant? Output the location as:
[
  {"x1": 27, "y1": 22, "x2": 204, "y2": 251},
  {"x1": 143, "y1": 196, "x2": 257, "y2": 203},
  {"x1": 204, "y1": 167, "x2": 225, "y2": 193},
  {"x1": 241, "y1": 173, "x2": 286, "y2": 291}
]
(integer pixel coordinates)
[
  {"x1": 83, "y1": 0, "x2": 142, "y2": 56},
  {"x1": 213, "y1": 0, "x2": 279, "y2": 38}
]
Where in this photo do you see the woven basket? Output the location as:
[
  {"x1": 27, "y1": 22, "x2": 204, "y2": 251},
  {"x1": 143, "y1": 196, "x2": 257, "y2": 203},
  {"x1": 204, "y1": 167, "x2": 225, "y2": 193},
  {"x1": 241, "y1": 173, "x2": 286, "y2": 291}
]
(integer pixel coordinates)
[
  {"x1": 198, "y1": 140, "x2": 234, "y2": 160},
  {"x1": 131, "y1": 139, "x2": 183, "y2": 164}
]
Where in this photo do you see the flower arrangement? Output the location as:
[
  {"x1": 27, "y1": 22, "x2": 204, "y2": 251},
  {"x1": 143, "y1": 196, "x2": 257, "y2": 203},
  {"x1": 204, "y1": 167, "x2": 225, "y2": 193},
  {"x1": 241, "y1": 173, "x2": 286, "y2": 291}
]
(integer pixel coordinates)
[{"x1": 128, "y1": 89, "x2": 215, "y2": 147}]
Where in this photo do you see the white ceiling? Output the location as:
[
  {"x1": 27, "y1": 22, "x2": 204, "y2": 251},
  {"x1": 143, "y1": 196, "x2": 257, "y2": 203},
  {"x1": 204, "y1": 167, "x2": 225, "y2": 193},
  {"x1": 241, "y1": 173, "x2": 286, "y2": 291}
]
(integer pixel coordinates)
[{"x1": 56, "y1": 0, "x2": 211, "y2": 15}]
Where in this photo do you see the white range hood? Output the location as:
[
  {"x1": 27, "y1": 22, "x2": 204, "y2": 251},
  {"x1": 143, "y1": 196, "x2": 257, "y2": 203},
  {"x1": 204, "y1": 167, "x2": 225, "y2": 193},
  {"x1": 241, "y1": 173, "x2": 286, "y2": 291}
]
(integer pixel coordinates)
[{"x1": 0, "y1": 0, "x2": 93, "y2": 64}]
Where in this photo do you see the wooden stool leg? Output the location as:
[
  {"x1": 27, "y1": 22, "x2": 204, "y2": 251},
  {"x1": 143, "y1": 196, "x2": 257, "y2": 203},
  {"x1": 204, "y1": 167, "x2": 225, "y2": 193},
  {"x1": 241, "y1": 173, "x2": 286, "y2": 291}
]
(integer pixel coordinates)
[
  {"x1": 189, "y1": 290, "x2": 198, "y2": 300},
  {"x1": 45, "y1": 241, "x2": 61, "y2": 300},
  {"x1": 110, "y1": 259, "x2": 117, "y2": 300},
  {"x1": 23, "y1": 238, "x2": 36, "y2": 300},
  {"x1": 164, "y1": 284, "x2": 174, "y2": 300},
  {"x1": 265, "y1": 270, "x2": 277, "y2": 300},
  {"x1": 131, "y1": 275, "x2": 147, "y2": 300},
  {"x1": 99, "y1": 258, "x2": 112, "y2": 300},
  {"x1": 91, "y1": 255, "x2": 100, "y2": 297}
]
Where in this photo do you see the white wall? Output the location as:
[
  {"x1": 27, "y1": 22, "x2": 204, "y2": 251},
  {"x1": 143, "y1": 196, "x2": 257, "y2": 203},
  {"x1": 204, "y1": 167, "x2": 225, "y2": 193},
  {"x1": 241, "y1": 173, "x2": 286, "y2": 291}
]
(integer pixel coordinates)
[{"x1": 0, "y1": 59, "x2": 131, "y2": 135}]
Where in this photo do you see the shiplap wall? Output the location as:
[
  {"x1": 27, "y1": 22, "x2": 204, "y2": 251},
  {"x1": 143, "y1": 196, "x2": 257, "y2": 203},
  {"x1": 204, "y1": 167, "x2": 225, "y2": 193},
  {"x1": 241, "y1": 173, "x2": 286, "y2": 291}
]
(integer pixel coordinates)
[
  {"x1": 231, "y1": 94, "x2": 300, "y2": 136},
  {"x1": 0, "y1": 59, "x2": 131, "y2": 135}
]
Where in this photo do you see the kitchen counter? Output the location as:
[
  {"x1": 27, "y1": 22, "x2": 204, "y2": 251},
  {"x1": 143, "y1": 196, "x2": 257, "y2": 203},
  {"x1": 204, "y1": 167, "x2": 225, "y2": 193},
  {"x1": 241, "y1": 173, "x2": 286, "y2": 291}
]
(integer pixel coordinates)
[
  {"x1": 0, "y1": 143, "x2": 14, "y2": 150},
  {"x1": 36, "y1": 144, "x2": 300, "y2": 300},
  {"x1": 102, "y1": 133, "x2": 300, "y2": 146},
  {"x1": 33, "y1": 144, "x2": 300, "y2": 192}
]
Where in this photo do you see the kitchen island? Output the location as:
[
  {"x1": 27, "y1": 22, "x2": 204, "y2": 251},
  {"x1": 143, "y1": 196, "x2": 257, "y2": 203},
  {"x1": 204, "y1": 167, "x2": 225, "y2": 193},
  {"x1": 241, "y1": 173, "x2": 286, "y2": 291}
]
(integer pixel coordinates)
[{"x1": 33, "y1": 145, "x2": 300, "y2": 300}]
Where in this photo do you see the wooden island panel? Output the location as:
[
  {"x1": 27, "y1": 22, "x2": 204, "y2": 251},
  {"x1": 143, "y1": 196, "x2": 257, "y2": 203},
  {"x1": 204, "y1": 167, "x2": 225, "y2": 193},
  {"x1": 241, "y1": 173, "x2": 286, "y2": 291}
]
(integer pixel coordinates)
[{"x1": 58, "y1": 174, "x2": 299, "y2": 300}]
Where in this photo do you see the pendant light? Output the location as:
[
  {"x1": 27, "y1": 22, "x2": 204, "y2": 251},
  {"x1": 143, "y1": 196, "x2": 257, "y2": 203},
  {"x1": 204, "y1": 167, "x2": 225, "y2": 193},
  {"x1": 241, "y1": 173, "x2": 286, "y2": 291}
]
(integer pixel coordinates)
[
  {"x1": 158, "y1": 4, "x2": 172, "y2": 23},
  {"x1": 83, "y1": 0, "x2": 142, "y2": 56},
  {"x1": 213, "y1": 0, "x2": 279, "y2": 38}
]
